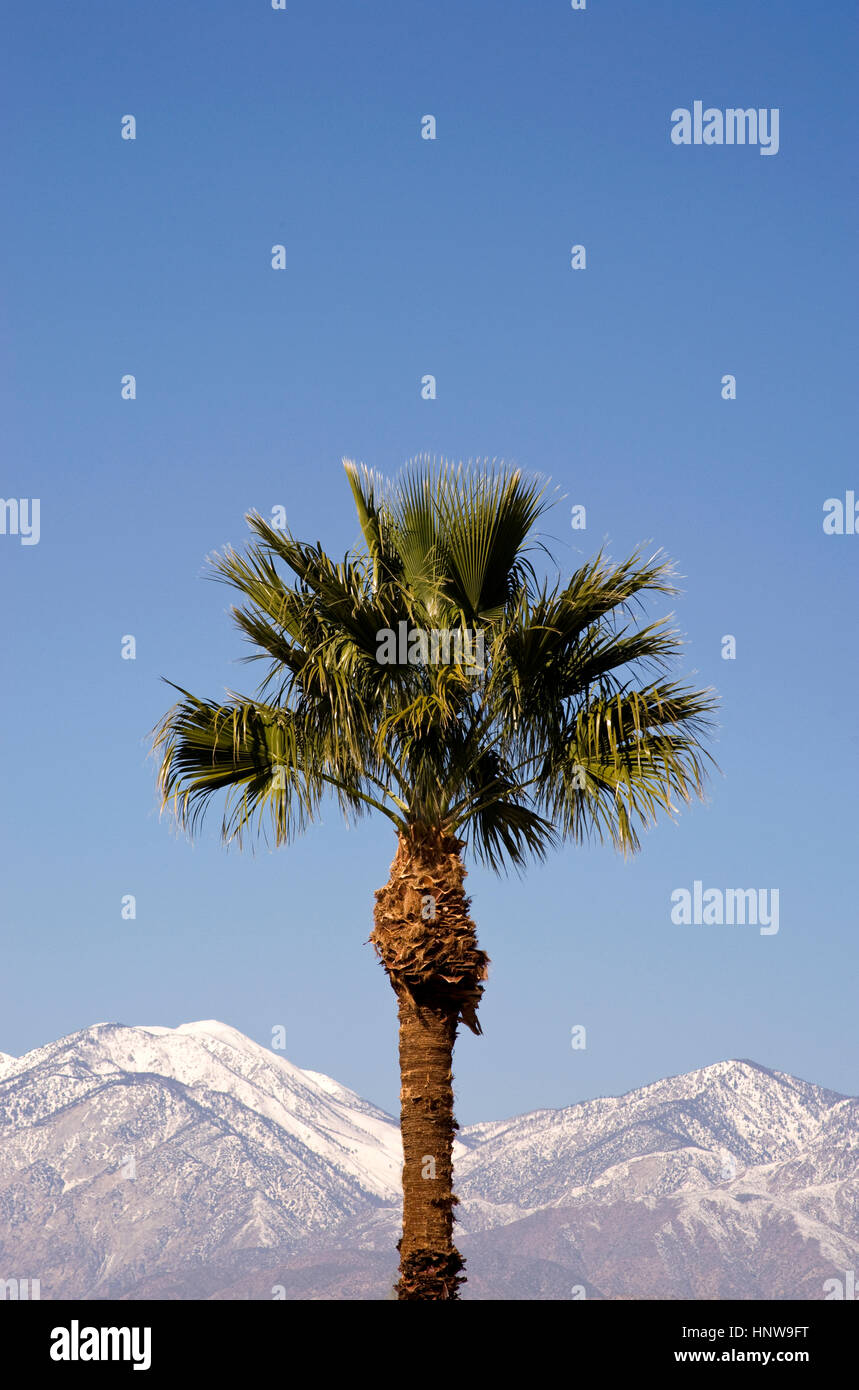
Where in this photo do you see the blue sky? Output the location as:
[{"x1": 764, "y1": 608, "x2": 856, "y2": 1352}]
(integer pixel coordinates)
[{"x1": 1, "y1": 0, "x2": 857, "y2": 1124}]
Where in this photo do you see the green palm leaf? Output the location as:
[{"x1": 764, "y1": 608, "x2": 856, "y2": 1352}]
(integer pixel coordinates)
[{"x1": 153, "y1": 458, "x2": 717, "y2": 867}]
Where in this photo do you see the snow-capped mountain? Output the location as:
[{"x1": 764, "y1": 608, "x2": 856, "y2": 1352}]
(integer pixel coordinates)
[
  {"x1": 457, "y1": 1058, "x2": 847, "y2": 1219},
  {"x1": 452, "y1": 1061, "x2": 859, "y2": 1300},
  {"x1": 0, "y1": 1020, "x2": 401, "y2": 1297},
  {"x1": 0, "y1": 1022, "x2": 856, "y2": 1299}
]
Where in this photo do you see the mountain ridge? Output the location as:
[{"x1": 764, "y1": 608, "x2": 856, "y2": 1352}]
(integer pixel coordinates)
[{"x1": 1, "y1": 1020, "x2": 856, "y2": 1299}]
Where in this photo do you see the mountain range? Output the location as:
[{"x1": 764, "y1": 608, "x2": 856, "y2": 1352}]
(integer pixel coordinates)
[{"x1": 1, "y1": 1020, "x2": 856, "y2": 1299}]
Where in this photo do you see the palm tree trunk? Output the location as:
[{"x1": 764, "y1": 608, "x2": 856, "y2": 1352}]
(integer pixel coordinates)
[
  {"x1": 395, "y1": 990, "x2": 461, "y2": 1298},
  {"x1": 371, "y1": 826, "x2": 489, "y2": 1301}
]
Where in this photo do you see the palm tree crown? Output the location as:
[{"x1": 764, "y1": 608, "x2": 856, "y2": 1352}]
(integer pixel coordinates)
[{"x1": 154, "y1": 457, "x2": 717, "y2": 867}]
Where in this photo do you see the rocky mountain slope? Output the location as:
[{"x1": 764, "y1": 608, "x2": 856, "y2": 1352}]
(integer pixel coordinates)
[{"x1": 0, "y1": 1022, "x2": 855, "y2": 1299}]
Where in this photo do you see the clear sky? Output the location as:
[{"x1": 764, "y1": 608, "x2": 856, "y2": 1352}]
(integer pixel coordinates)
[{"x1": 1, "y1": 0, "x2": 857, "y2": 1124}]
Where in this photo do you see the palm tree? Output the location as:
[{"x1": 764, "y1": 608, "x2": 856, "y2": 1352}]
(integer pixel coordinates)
[{"x1": 153, "y1": 457, "x2": 717, "y2": 1300}]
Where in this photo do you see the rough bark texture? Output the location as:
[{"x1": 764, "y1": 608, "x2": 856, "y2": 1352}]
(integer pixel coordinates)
[{"x1": 370, "y1": 826, "x2": 489, "y2": 1300}]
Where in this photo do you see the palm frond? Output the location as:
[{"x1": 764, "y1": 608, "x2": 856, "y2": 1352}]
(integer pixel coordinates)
[
  {"x1": 537, "y1": 682, "x2": 719, "y2": 853},
  {"x1": 153, "y1": 460, "x2": 718, "y2": 866}
]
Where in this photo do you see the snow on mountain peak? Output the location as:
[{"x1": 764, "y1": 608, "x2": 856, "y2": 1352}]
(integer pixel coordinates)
[
  {"x1": 0, "y1": 1020, "x2": 403, "y2": 1206},
  {"x1": 174, "y1": 1019, "x2": 260, "y2": 1048},
  {"x1": 1, "y1": 1021, "x2": 856, "y2": 1300}
]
